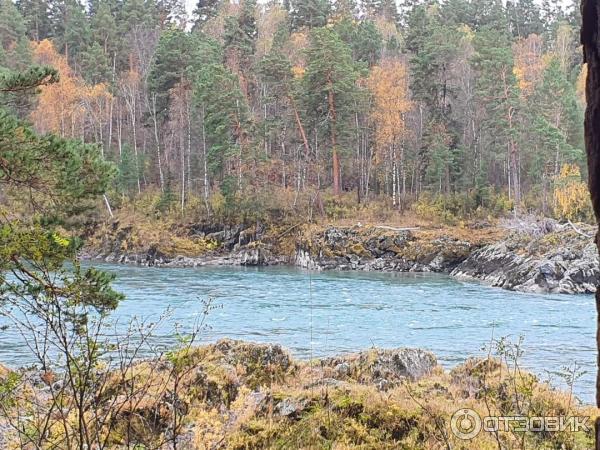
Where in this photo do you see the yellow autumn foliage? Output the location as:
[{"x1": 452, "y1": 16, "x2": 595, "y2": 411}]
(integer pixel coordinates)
[
  {"x1": 373, "y1": 16, "x2": 402, "y2": 46},
  {"x1": 367, "y1": 58, "x2": 412, "y2": 160},
  {"x1": 291, "y1": 65, "x2": 305, "y2": 78},
  {"x1": 513, "y1": 34, "x2": 545, "y2": 97},
  {"x1": 553, "y1": 164, "x2": 593, "y2": 222},
  {"x1": 51, "y1": 232, "x2": 70, "y2": 248},
  {"x1": 457, "y1": 23, "x2": 474, "y2": 41},
  {"x1": 30, "y1": 40, "x2": 112, "y2": 139},
  {"x1": 286, "y1": 31, "x2": 308, "y2": 71}
]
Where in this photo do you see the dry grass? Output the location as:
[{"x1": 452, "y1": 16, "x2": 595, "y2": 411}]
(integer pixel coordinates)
[
  {"x1": 85, "y1": 187, "x2": 517, "y2": 263},
  {"x1": 2, "y1": 340, "x2": 596, "y2": 449}
]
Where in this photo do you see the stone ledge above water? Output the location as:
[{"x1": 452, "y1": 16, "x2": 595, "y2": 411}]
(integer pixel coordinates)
[
  {"x1": 294, "y1": 224, "x2": 599, "y2": 294},
  {"x1": 84, "y1": 221, "x2": 599, "y2": 295}
]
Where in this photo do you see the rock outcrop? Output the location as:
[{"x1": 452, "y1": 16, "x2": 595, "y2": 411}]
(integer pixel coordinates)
[
  {"x1": 295, "y1": 226, "x2": 475, "y2": 273},
  {"x1": 3, "y1": 340, "x2": 592, "y2": 449},
  {"x1": 295, "y1": 224, "x2": 599, "y2": 294},
  {"x1": 322, "y1": 347, "x2": 437, "y2": 390},
  {"x1": 84, "y1": 220, "x2": 287, "y2": 267},
  {"x1": 451, "y1": 224, "x2": 599, "y2": 294},
  {"x1": 85, "y1": 220, "x2": 599, "y2": 294}
]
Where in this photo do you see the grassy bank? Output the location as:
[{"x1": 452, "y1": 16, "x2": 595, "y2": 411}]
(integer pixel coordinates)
[
  {"x1": 85, "y1": 189, "x2": 513, "y2": 263},
  {"x1": 1, "y1": 339, "x2": 595, "y2": 449}
]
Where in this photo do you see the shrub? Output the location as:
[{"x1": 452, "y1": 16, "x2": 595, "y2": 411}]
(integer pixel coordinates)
[
  {"x1": 553, "y1": 164, "x2": 594, "y2": 222},
  {"x1": 413, "y1": 189, "x2": 513, "y2": 224}
]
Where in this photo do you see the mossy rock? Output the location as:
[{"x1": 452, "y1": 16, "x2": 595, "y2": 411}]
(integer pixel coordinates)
[
  {"x1": 348, "y1": 242, "x2": 372, "y2": 259},
  {"x1": 211, "y1": 339, "x2": 296, "y2": 389}
]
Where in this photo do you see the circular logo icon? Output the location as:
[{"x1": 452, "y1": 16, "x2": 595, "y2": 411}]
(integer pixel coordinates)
[{"x1": 451, "y1": 408, "x2": 482, "y2": 440}]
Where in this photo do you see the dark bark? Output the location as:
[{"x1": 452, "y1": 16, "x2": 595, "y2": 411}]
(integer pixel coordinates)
[{"x1": 581, "y1": 0, "x2": 600, "y2": 446}]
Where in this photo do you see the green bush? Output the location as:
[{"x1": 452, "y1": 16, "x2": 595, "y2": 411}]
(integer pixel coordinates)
[{"x1": 413, "y1": 189, "x2": 513, "y2": 223}]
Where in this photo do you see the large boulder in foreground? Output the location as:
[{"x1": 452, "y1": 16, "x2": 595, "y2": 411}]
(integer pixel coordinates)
[
  {"x1": 322, "y1": 347, "x2": 437, "y2": 389},
  {"x1": 212, "y1": 339, "x2": 293, "y2": 370}
]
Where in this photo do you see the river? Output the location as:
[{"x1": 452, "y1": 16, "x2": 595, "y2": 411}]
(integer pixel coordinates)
[{"x1": 0, "y1": 264, "x2": 595, "y2": 402}]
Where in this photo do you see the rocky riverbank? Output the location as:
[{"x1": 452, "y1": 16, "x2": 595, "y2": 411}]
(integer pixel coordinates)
[
  {"x1": 84, "y1": 218, "x2": 599, "y2": 294},
  {"x1": 1, "y1": 339, "x2": 595, "y2": 449},
  {"x1": 295, "y1": 222, "x2": 600, "y2": 294},
  {"x1": 83, "y1": 220, "x2": 289, "y2": 267},
  {"x1": 294, "y1": 225, "x2": 476, "y2": 272},
  {"x1": 451, "y1": 223, "x2": 599, "y2": 294}
]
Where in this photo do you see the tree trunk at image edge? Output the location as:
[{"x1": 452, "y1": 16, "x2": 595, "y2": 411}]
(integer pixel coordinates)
[{"x1": 581, "y1": 1, "x2": 600, "y2": 447}]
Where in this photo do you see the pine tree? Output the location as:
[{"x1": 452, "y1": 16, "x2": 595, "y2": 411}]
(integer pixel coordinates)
[
  {"x1": 16, "y1": 0, "x2": 52, "y2": 41},
  {"x1": 0, "y1": 0, "x2": 34, "y2": 116},
  {"x1": 48, "y1": 0, "x2": 91, "y2": 65},
  {"x1": 334, "y1": 18, "x2": 382, "y2": 67},
  {"x1": 195, "y1": 62, "x2": 250, "y2": 178},
  {"x1": 192, "y1": 0, "x2": 220, "y2": 31},
  {"x1": 405, "y1": 4, "x2": 461, "y2": 190},
  {"x1": 473, "y1": 25, "x2": 522, "y2": 205},
  {"x1": 0, "y1": 0, "x2": 33, "y2": 73},
  {"x1": 260, "y1": 45, "x2": 311, "y2": 156},
  {"x1": 289, "y1": 0, "x2": 330, "y2": 30},
  {"x1": 224, "y1": 0, "x2": 257, "y2": 63},
  {"x1": 0, "y1": 65, "x2": 58, "y2": 92},
  {"x1": 118, "y1": 0, "x2": 159, "y2": 31},
  {"x1": 148, "y1": 28, "x2": 199, "y2": 119},
  {"x1": 80, "y1": 41, "x2": 112, "y2": 84},
  {"x1": 528, "y1": 56, "x2": 584, "y2": 177},
  {"x1": 223, "y1": 0, "x2": 257, "y2": 100},
  {"x1": 0, "y1": 0, "x2": 26, "y2": 49},
  {"x1": 0, "y1": 67, "x2": 122, "y2": 392},
  {"x1": 0, "y1": 64, "x2": 114, "y2": 214},
  {"x1": 506, "y1": 0, "x2": 545, "y2": 37},
  {"x1": 90, "y1": 0, "x2": 118, "y2": 56},
  {"x1": 0, "y1": 0, "x2": 584, "y2": 218},
  {"x1": 304, "y1": 27, "x2": 359, "y2": 194}
]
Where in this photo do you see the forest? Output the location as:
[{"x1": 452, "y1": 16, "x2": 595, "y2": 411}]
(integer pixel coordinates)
[
  {"x1": 0, "y1": 0, "x2": 589, "y2": 222},
  {"x1": 1, "y1": 0, "x2": 599, "y2": 447}
]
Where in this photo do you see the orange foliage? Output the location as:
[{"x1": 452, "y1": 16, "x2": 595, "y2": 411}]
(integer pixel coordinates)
[
  {"x1": 367, "y1": 58, "x2": 412, "y2": 157},
  {"x1": 291, "y1": 65, "x2": 305, "y2": 78},
  {"x1": 30, "y1": 40, "x2": 111, "y2": 139},
  {"x1": 285, "y1": 32, "x2": 308, "y2": 72},
  {"x1": 513, "y1": 34, "x2": 545, "y2": 97}
]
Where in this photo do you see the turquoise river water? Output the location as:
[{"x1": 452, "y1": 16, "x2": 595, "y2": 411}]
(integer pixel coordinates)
[{"x1": 0, "y1": 264, "x2": 595, "y2": 402}]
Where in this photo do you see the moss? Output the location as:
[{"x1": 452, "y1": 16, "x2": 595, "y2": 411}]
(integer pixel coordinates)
[
  {"x1": 6, "y1": 341, "x2": 595, "y2": 449},
  {"x1": 157, "y1": 235, "x2": 220, "y2": 257},
  {"x1": 219, "y1": 353, "x2": 595, "y2": 449},
  {"x1": 398, "y1": 241, "x2": 436, "y2": 262},
  {"x1": 333, "y1": 395, "x2": 364, "y2": 418},
  {"x1": 348, "y1": 242, "x2": 372, "y2": 258}
]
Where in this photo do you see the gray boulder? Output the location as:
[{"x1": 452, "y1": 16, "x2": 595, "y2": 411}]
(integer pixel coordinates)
[{"x1": 323, "y1": 347, "x2": 437, "y2": 390}]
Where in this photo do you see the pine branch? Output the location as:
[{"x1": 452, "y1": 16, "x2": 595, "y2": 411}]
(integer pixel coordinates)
[{"x1": 0, "y1": 66, "x2": 59, "y2": 92}]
